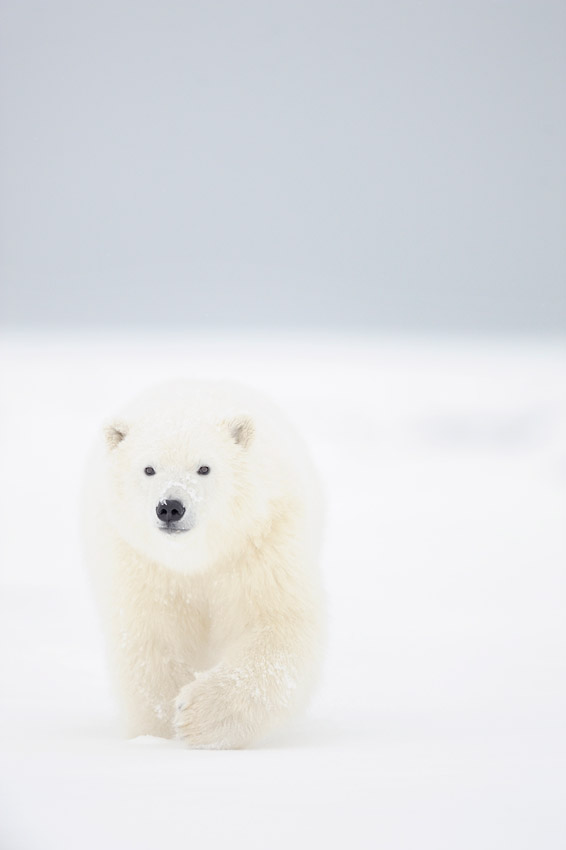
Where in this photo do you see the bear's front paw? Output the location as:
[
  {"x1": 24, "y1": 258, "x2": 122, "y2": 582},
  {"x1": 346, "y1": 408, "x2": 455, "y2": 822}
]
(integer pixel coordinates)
[{"x1": 174, "y1": 672, "x2": 251, "y2": 749}]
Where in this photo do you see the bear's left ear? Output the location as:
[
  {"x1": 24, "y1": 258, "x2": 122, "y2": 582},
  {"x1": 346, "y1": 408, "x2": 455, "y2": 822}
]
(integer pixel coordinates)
[
  {"x1": 104, "y1": 421, "x2": 129, "y2": 450},
  {"x1": 224, "y1": 414, "x2": 255, "y2": 449}
]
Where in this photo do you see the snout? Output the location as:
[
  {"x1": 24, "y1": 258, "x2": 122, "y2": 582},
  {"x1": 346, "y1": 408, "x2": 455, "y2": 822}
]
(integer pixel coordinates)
[{"x1": 156, "y1": 499, "x2": 186, "y2": 524}]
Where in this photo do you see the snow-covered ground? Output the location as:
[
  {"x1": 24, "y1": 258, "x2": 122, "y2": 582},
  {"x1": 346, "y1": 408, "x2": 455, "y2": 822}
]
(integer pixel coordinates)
[{"x1": 1, "y1": 331, "x2": 565, "y2": 849}]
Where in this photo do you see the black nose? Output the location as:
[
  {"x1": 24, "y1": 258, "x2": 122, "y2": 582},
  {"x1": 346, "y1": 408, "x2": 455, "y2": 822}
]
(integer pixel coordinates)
[{"x1": 156, "y1": 499, "x2": 186, "y2": 523}]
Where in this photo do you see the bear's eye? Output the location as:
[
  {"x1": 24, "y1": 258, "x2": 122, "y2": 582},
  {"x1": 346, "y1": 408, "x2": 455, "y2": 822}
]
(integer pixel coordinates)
[
  {"x1": 197, "y1": 466, "x2": 210, "y2": 475},
  {"x1": 144, "y1": 467, "x2": 156, "y2": 476}
]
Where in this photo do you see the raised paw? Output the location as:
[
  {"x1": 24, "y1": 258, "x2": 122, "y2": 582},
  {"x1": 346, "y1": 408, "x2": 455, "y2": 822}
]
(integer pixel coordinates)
[{"x1": 173, "y1": 672, "x2": 255, "y2": 749}]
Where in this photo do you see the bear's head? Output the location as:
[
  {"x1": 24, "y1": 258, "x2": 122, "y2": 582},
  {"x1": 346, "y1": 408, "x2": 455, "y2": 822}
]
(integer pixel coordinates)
[{"x1": 99, "y1": 383, "x2": 274, "y2": 574}]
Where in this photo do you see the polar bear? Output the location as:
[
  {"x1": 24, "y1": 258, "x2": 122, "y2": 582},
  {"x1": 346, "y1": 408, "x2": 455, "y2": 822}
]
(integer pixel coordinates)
[{"x1": 83, "y1": 380, "x2": 324, "y2": 749}]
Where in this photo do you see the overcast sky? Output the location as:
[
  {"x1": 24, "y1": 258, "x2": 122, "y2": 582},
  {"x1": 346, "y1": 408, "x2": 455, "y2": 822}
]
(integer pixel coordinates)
[{"x1": 1, "y1": 0, "x2": 564, "y2": 332}]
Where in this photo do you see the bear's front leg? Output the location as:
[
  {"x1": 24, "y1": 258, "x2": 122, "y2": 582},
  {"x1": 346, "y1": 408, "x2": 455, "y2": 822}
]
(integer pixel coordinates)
[{"x1": 173, "y1": 621, "x2": 316, "y2": 749}]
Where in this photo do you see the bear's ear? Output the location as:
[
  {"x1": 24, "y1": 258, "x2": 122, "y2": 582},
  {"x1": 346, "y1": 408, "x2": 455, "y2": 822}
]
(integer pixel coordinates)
[
  {"x1": 104, "y1": 421, "x2": 129, "y2": 450},
  {"x1": 225, "y1": 414, "x2": 254, "y2": 449}
]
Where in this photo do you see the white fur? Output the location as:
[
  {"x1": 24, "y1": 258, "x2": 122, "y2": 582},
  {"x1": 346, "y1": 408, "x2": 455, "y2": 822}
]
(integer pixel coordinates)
[{"x1": 83, "y1": 380, "x2": 325, "y2": 749}]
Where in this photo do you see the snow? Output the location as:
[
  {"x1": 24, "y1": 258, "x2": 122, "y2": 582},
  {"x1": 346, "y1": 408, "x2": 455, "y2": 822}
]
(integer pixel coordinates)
[{"x1": 0, "y1": 331, "x2": 565, "y2": 849}]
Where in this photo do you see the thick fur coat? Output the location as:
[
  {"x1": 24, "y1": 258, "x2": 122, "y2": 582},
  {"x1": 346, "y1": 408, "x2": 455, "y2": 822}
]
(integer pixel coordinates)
[{"x1": 83, "y1": 381, "x2": 324, "y2": 748}]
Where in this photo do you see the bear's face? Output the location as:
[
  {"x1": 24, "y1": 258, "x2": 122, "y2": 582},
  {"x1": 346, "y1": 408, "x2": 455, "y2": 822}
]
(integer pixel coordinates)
[{"x1": 101, "y1": 408, "x2": 258, "y2": 574}]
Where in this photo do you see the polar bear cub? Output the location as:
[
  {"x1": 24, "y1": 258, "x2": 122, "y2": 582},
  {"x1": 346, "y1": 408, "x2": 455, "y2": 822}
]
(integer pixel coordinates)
[{"x1": 83, "y1": 380, "x2": 324, "y2": 748}]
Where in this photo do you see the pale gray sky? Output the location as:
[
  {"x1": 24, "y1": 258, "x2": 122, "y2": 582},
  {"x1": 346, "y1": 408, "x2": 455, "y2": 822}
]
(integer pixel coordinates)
[{"x1": 1, "y1": 0, "x2": 564, "y2": 331}]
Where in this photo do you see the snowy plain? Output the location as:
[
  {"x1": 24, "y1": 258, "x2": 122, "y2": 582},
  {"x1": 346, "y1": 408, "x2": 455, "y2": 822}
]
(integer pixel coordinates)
[{"x1": 0, "y1": 331, "x2": 565, "y2": 850}]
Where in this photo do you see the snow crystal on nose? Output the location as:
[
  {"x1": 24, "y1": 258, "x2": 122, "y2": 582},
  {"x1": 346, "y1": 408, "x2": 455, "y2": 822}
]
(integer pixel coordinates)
[{"x1": 159, "y1": 479, "x2": 203, "y2": 505}]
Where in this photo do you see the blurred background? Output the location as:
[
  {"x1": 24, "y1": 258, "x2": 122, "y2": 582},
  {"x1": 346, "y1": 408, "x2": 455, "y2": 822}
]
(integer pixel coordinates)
[
  {"x1": 1, "y1": 2, "x2": 565, "y2": 849},
  {"x1": 1, "y1": 0, "x2": 564, "y2": 332}
]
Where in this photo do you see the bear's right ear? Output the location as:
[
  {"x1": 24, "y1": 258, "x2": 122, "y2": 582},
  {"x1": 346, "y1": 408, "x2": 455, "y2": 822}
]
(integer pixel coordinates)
[{"x1": 104, "y1": 421, "x2": 129, "y2": 450}]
